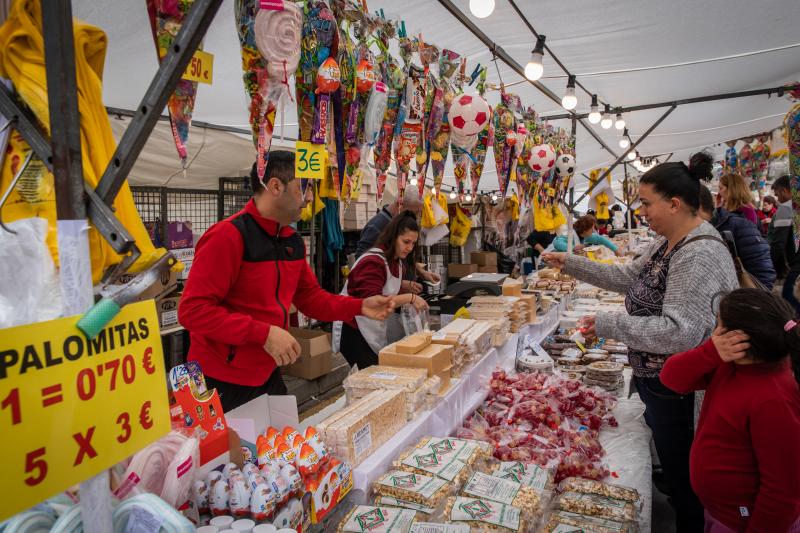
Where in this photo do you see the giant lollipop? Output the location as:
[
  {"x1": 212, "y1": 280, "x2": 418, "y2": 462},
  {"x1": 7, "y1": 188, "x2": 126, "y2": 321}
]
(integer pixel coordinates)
[{"x1": 252, "y1": 2, "x2": 303, "y2": 179}]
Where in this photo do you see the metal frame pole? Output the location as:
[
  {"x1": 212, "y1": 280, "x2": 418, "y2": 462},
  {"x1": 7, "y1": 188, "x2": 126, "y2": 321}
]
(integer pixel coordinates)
[
  {"x1": 41, "y1": 1, "x2": 110, "y2": 531},
  {"x1": 574, "y1": 105, "x2": 677, "y2": 206}
]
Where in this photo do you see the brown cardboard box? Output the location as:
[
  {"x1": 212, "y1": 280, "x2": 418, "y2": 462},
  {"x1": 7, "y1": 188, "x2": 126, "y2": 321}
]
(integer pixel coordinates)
[
  {"x1": 284, "y1": 328, "x2": 333, "y2": 380},
  {"x1": 478, "y1": 265, "x2": 498, "y2": 274},
  {"x1": 394, "y1": 332, "x2": 432, "y2": 354},
  {"x1": 379, "y1": 343, "x2": 452, "y2": 377},
  {"x1": 116, "y1": 269, "x2": 179, "y2": 302},
  {"x1": 448, "y1": 263, "x2": 478, "y2": 279},
  {"x1": 470, "y1": 251, "x2": 497, "y2": 266},
  {"x1": 156, "y1": 295, "x2": 181, "y2": 329}
]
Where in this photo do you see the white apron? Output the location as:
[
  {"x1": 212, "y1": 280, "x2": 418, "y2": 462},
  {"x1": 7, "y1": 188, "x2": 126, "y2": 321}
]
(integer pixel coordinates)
[{"x1": 332, "y1": 248, "x2": 405, "y2": 355}]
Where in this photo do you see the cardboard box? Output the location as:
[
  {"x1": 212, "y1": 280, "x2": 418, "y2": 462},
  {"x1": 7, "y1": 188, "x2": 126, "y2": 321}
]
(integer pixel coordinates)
[
  {"x1": 394, "y1": 332, "x2": 432, "y2": 354},
  {"x1": 478, "y1": 265, "x2": 498, "y2": 274},
  {"x1": 171, "y1": 247, "x2": 195, "y2": 281},
  {"x1": 284, "y1": 328, "x2": 333, "y2": 380},
  {"x1": 156, "y1": 295, "x2": 181, "y2": 329},
  {"x1": 115, "y1": 268, "x2": 179, "y2": 302},
  {"x1": 379, "y1": 343, "x2": 452, "y2": 376},
  {"x1": 448, "y1": 263, "x2": 478, "y2": 279},
  {"x1": 471, "y1": 251, "x2": 497, "y2": 266}
]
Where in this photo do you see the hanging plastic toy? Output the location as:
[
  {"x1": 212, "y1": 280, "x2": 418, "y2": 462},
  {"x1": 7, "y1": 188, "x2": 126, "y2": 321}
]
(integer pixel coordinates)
[
  {"x1": 724, "y1": 140, "x2": 738, "y2": 173},
  {"x1": 146, "y1": 0, "x2": 203, "y2": 167}
]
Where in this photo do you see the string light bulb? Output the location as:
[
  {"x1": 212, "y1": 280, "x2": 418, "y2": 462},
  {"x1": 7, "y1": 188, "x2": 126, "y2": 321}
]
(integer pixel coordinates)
[
  {"x1": 409, "y1": 177, "x2": 418, "y2": 186},
  {"x1": 465, "y1": 194, "x2": 473, "y2": 202},
  {"x1": 524, "y1": 35, "x2": 546, "y2": 82},
  {"x1": 491, "y1": 193, "x2": 498, "y2": 201},
  {"x1": 587, "y1": 94, "x2": 601, "y2": 124},
  {"x1": 619, "y1": 128, "x2": 630, "y2": 149},
  {"x1": 561, "y1": 75, "x2": 577, "y2": 110},
  {"x1": 449, "y1": 191, "x2": 457, "y2": 200},
  {"x1": 600, "y1": 104, "x2": 613, "y2": 129},
  {"x1": 614, "y1": 113, "x2": 625, "y2": 130},
  {"x1": 627, "y1": 149, "x2": 636, "y2": 160},
  {"x1": 469, "y1": 0, "x2": 495, "y2": 18}
]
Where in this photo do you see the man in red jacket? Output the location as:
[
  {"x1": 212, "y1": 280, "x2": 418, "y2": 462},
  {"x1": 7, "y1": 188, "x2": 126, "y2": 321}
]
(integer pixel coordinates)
[{"x1": 179, "y1": 151, "x2": 394, "y2": 411}]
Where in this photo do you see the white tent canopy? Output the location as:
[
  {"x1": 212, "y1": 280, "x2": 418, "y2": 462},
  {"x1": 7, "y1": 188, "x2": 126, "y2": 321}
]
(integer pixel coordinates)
[{"x1": 74, "y1": 0, "x2": 800, "y2": 197}]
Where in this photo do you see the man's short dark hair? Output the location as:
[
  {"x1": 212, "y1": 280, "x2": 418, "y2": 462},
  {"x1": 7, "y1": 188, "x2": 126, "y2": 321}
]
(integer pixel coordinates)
[
  {"x1": 250, "y1": 150, "x2": 296, "y2": 192},
  {"x1": 773, "y1": 175, "x2": 791, "y2": 192}
]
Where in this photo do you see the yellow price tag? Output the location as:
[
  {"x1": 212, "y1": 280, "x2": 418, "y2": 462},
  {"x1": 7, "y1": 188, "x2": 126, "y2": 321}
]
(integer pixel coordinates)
[
  {"x1": 295, "y1": 141, "x2": 327, "y2": 180},
  {"x1": 182, "y1": 49, "x2": 214, "y2": 84},
  {"x1": 0, "y1": 301, "x2": 170, "y2": 520}
]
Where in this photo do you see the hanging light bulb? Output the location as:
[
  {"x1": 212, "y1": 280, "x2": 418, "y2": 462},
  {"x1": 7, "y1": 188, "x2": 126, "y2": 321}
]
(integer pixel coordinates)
[
  {"x1": 614, "y1": 112, "x2": 625, "y2": 130},
  {"x1": 409, "y1": 177, "x2": 418, "y2": 186},
  {"x1": 524, "y1": 35, "x2": 546, "y2": 82},
  {"x1": 561, "y1": 75, "x2": 577, "y2": 110},
  {"x1": 627, "y1": 148, "x2": 636, "y2": 160},
  {"x1": 587, "y1": 94, "x2": 601, "y2": 124},
  {"x1": 449, "y1": 191, "x2": 457, "y2": 200},
  {"x1": 465, "y1": 194, "x2": 473, "y2": 202},
  {"x1": 619, "y1": 128, "x2": 630, "y2": 149},
  {"x1": 600, "y1": 104, "x2": 613, "y2": 129},
  {"x1": 491, "y1": 193, "x2": 498, "y2": 201},
  {"x1": 469, "y1": 0, "x2": 495, "y2": 18}
]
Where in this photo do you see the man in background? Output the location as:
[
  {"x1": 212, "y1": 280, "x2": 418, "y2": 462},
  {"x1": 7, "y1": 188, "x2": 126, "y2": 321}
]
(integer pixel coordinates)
[{"x1": 768, "y1": 175, "x2": 799, "y2": 309}]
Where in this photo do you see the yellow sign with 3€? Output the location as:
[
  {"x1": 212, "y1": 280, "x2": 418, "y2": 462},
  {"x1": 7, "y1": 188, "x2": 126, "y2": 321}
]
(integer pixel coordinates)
[
  {"x1": 0, "y1": 301, "x2": 170, "y2": 520},
  {"x1": 295, "y1": 141, "x2": 328, "y2": 180}
]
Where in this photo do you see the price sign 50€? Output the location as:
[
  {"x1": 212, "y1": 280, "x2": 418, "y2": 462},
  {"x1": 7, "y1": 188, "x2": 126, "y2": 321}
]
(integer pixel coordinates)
[{"x1": 0, "y1": 300, "x2": 170, "y2": 520}]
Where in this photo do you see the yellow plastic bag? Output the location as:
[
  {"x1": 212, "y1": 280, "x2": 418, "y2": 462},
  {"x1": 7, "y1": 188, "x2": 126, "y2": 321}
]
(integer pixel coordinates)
[
  {"x1": 509, "y1": 191, "x2": 520, "y2": 221},
  {"x1": 532, "y1": 189, "x2": 565, "y2": 232},
  {"x1": 318, "y1": 166, "x2": 339, "y2": 199},
  {"x1": 449, "y1": 206, "x2": 472, "y2": 247},
  {"x1": 0, "y1": 0, "x2": 166, "y2": 282},
  {"x1": 300, "y1": 182, "x2": 325, "y2": 221},
  {"x1": 434, "y1": 192, "x2": 449, "y2": 225},
  {"x1": 421, "y1": 191, "x2": 436, "y2": 229}
]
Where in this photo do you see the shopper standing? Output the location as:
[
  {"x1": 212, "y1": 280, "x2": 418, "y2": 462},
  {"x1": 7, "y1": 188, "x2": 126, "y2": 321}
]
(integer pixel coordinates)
[
  {"x1": 758, "y1": 195, "x2": 778, "y2": 236},
  {"x1": 661, "y1": 289, "x2": 800, "y2": 532},
  {"x1": 718, "y1": 172, "x2": 759, "y2": 226},
  {"x1": 179, "y1": 152, "x2": 394, "y2": 412},
  {"x1": 769, "y1": 176, "x2": 800, "y2": 310},
  {"x1": 543, "y1": 152, "x2": 738, "y2": 533}
]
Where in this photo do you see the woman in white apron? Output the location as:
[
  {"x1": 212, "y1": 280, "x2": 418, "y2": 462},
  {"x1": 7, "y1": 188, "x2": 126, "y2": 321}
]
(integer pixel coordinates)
[{"x1": 333, "y1": 211, "x2": 429, "y2": 369}]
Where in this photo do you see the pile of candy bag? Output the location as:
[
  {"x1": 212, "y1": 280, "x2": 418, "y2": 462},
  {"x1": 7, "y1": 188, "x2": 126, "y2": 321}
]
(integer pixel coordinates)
[{"x1": 457, "y1": 370, "x2": 618, "y2": 482}]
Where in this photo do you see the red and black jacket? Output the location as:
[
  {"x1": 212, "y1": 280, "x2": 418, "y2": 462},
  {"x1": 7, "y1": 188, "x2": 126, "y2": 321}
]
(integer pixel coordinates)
[{"x1": 178, "y1": 200, "x2": 363, "y2": 386}]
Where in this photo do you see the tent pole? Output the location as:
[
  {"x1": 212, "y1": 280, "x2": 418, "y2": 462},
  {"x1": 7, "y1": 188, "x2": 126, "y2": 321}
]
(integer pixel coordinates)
[
  {"x1": 543, "y1": 83, "x2": 800, "y2": 121},
  {"x1": 42, "y1": 1, "x2": 111, "y2": 531},
  {"x1": 574, "y1": 105, "x2": 677, "y2": 206}
]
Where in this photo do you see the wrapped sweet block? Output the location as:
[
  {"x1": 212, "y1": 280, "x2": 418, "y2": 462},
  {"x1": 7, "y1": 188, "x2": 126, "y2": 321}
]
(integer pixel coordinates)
[
  {"x1": 555, "y1": 491, "x2": 638, "y2": 523},
  {"x1": 559, "y1": 478, "x2": 640, "y2": 505},
  {"x1": 409, "y1": 524, "x2": 470, "y2": 533},
  {"x1": 445, "y1": 496, "x2": 526, "y2": 532},
  {"x1": 374, "y1": 470, "x2": 451, "y2": 510},
  {"x1": 344, "y1": 366, "x2": 436, "y2": 421},
  {"x1": 460, "y1": 472, "x2": 545, "y2": 524},
  {"x1": 394, "y1": 437, "x2": 492, "y2": 487},
  {"x1": 432, "y1": 319, "x2": 493, "y2": 375},
  {"x1": 337, "y1": 505, "x2": 417, "y2": 532},
  {"x1": 318, "y1": 390, "x2": 407, "y2": 466},
  {"x1": 490, "y1": 461, "x2": 554, "y2": 493},
  {"x1": 541, "y1": 510, "x2": 636, "y2": 533},
  {"x1": 583, "y1": 361, "x2": 625, "y2": 393},
  {"x1": 374, "y1": 495, "x2": 440, "y2": 519}
]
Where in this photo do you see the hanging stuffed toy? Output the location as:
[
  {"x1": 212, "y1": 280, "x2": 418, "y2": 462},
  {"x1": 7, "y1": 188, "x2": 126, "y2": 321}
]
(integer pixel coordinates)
[
  {"x1": 723, "y1": 140, "x2": 738, "y2": 173},
  {"x1": 146, "y1": 0, "x2": 203, "y2": 167}
]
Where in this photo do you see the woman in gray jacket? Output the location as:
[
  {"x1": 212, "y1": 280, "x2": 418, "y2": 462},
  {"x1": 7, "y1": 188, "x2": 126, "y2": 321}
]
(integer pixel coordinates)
[{"x1": 544, "y1": 153, "x2": 738, "y2": 533}]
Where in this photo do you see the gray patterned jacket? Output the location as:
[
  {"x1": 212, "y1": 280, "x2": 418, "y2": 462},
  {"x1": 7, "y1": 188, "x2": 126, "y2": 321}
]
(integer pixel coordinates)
[{"x1": 564, "y1": 221, "x2": 739, "y2": 377}]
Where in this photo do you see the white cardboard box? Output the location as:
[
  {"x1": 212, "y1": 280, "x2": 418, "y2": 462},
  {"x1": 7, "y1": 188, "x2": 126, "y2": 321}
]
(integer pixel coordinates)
[{"x1": 171, "y1": 247, "x2": 195, "y2": 281}]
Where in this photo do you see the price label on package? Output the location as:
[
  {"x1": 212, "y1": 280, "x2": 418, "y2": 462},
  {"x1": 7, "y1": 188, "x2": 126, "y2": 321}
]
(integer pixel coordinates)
[
  {"x1": 182, "y1": 49, "x2": 214, "y2": 84},
  {"x1": 0, "y1": 301, "x2": 170, "y2": 520}
]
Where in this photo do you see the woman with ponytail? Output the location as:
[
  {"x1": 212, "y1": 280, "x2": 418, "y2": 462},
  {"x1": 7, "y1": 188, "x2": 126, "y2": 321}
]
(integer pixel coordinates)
[
  {"x1": 662, "y1": 289, "x2": 800, "y2": 532},
  {"x1": 543, "y1": 153, "x2": 739, "y2": 532}
]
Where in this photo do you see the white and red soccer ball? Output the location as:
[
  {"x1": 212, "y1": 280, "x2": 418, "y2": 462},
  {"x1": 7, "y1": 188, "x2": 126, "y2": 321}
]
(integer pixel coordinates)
[
  {"x1": 529, "y1": 143, "x2": 556, "y2": 173},
  {"x1": 449, "y1": 92, "x2": 491, "y2": 137}
]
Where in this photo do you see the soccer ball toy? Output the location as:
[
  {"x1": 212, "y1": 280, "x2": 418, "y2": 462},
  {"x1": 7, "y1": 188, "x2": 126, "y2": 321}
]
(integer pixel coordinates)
[
  {"x1": 529, "y1": 143, "x2": 556, "y2": 173},
  {"x1": 555, "y1": 154, "x2": 576, "y2": 177},
  {"x1": 449, "y1": 92, "x2": 491, "y2": 137}
]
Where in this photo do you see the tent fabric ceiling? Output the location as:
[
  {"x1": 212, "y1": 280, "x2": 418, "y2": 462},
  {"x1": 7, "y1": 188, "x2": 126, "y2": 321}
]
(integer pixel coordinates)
[{"x1": 74, "y1": 0, "x2": 800, "y2": 194}]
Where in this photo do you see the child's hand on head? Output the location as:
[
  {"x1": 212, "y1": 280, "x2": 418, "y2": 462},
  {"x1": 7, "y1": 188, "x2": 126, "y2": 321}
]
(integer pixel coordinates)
[{"x1": 711, "y1": 326, "x2": 751, "y2": 362}]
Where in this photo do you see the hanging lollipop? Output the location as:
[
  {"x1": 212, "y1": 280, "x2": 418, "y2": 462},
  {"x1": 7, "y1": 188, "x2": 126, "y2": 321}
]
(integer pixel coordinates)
[
  {"x1": 469, "y1": 67, "x2": 492, "y2": 196},
  {"x1": 249, "y1": 2, "x2": 303, "y2": 180},
  {"x1": 147, "y1": 0, "x2": 204, "y2": 167}
]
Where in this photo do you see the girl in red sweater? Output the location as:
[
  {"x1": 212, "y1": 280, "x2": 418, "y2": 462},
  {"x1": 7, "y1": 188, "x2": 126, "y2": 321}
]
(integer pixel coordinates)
[{"x1": 661, "y1": 289, "x2": 800, "y2": 532}]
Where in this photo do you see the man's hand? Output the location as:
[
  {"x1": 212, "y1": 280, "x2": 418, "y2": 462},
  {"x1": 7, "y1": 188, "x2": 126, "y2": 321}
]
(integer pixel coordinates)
[
  {"x1": 711, "y1": 326, "x2": 750, "y2": 362},
  {"x1": 541, "y1": 252, "x2": 566, "y2": 269},
  {"x1": 361, "y1": 295, "x2": 395, "y2": 320},
  {"x1": 410, "y1": 294, "x2": 429, "y2": 312},
  {"x1": 263, "y1": 326, "x2": 301, "y2": 366},
  {"x1": 578, "y1": 315, "x2": 597, "y2": 337},
  {"x1": 401, "y1": 279, "x2": 423, "y2": 294}
]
